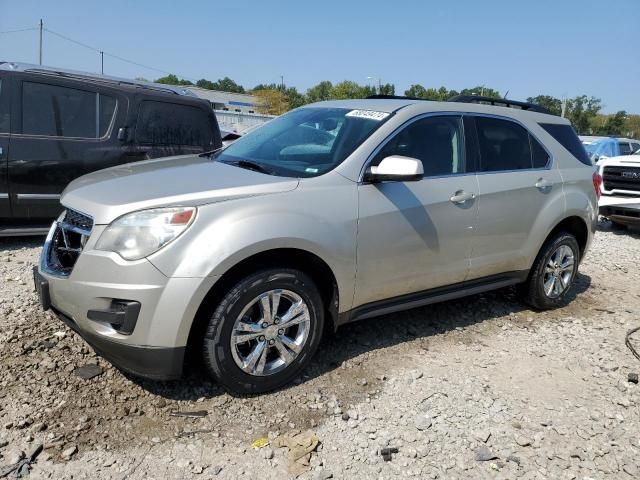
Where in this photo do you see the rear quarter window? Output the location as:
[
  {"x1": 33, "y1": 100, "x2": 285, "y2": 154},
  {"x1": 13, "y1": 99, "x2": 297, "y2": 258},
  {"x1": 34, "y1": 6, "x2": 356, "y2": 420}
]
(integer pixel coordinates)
[
  {"x1": 135, "y1": 101, "x2": 214, "y2": 147},
  {"x1": 539, "y1": 123, "x2": 592, "y2": 166}
]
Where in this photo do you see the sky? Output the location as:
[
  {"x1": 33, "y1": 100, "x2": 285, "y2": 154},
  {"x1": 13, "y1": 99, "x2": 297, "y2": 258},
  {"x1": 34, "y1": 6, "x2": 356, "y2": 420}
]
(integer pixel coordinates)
[{"x1": 1, "y1": 0, "x2": 638, "y2": 113}]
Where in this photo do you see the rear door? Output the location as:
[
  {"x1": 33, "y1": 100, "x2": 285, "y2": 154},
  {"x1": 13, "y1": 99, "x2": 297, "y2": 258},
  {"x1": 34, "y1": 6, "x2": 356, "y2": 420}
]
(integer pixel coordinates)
[
  {"x1": 467, "y1": 115, "x2": 563, "y2": 279},
  {"x1": 8, "y1": 75, "x2": 122, "y2": 220},
  {"x1": 0, "y1": 73, "x2": 11, "y2": 219}
]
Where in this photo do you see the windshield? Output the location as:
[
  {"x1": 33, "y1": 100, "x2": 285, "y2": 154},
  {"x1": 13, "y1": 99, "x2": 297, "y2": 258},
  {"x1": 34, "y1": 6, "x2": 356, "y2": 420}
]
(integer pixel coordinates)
[{"x1": 213, "y1": 107, "x2": 390, "y2": 177}]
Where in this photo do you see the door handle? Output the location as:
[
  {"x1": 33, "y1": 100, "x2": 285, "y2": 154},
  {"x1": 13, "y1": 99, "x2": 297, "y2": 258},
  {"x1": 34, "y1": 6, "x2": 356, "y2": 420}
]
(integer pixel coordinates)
[
  {"x1": 535, "y1": 178, "x2": 552, "y2": 192},
  {"x1": 450, "y1": 190, "x2": 476, "y2": 204}
]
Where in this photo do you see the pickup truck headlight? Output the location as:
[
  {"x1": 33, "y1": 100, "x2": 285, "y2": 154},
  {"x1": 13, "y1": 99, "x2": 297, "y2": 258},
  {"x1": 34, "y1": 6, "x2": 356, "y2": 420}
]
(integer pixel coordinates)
[{"x1": 96, "y1": 207, "x2": 196, "y2": 260}]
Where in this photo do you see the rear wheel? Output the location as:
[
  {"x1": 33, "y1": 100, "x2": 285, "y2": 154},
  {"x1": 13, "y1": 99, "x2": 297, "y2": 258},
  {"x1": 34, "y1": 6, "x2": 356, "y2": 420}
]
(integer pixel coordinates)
[
  {"x1": 517, "y1": 233, "x2": 580, "y2": 310},
  {"x1": 202, "y1": 269, "x2": 324, "y2": 394}
]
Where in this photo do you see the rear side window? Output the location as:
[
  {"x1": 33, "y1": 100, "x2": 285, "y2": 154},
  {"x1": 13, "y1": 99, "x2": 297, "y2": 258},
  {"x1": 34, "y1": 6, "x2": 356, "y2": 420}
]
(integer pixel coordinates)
[
  {"x1": 539, "y1": 123, "x2": 592, "y2": 165},
  {"x1": 373, "y1": 116, "x2": 465, "y2": 176},
  {"x1": 22, "y1": 82, "x2": 116, "y2": 138},
  {"x1": 531, "y1": 136, "x2": 550, "y2": 168},
  {"x1": 475, "y1": 117, "x2": 533, "y2": 171},
  {"x1": 135, "y1": 101, "x2": 213, "y2": 146}
]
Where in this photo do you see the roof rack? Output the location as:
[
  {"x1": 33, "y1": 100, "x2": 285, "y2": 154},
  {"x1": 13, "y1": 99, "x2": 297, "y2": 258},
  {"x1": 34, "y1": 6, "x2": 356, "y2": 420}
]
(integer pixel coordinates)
[
  {"x1": 0, "y1": 61, "x2": 196, "y2": 97},
  {"x1": 448, "y1": 95, "x2": 553, "y2": 115}
]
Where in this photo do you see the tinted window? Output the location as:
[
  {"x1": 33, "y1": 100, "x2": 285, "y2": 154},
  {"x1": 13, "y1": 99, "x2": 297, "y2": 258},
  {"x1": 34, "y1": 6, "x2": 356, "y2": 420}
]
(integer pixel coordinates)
[
  {"x1": 476, "y1": 117, "x2": 532, "y2": 171},
  {"x1": 136, "y1": 101, "x2": 213, "y2": 146},
  {"x1": 373, "y1": 116, "x2": 465, "y2": 176},
  {"x1": 632, "y1": 143, "x2": 640, "y2": 153},
  {"x1": 531, "y1": 135, "x2": 550, "y2": 168},
  {"x1": 99, "y1": 94, "x2": 116, "y2": 136},
  {"x1": 22, "y1": 82, "x2": 97, "y2": 137},
  {"x1": 619, "y1": 142, "x2": 632, "y2": 155},
  {"x1": 539, "y1": 123, "x2": 592, "y2": 165},
  {"x1": 0, "y1": 79, "x2": 9, "y2": 133}
]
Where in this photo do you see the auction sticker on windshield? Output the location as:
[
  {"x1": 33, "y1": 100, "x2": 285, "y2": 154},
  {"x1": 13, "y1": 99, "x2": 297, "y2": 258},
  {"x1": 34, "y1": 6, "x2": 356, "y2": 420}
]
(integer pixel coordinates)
[{"x1": 346, "y1": 110, "x2": 390, "y2": 121}]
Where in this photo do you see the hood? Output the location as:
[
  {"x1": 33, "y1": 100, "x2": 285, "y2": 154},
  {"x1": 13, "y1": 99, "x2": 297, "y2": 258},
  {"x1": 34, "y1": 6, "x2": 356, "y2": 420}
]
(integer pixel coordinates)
[
  {"x1": 62, "y1": 155, "x2": 299, "y2": 224},
  {"x1": 598, "y1": 154, "x2": 640, "y2": 168}
]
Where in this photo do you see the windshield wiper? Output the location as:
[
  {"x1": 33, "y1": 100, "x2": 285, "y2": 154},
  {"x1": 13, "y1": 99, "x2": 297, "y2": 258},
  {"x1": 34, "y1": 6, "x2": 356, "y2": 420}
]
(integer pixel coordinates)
[
  {"x1": 198, "y1": 146, "x2": 225, "y2": 158},
  {"x1": 225, "y1": 159, "x2": 275, "y2": 175}
]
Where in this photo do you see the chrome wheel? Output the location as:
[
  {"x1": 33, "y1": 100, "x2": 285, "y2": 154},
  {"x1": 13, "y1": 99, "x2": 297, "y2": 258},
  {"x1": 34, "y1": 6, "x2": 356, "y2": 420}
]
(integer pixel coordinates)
[
  {"x1": 230, "y1": 289, "x2": 311, "y2": 376},
  {"x1": 543, "y1": 244, "x2": 575, "y2": 298}
]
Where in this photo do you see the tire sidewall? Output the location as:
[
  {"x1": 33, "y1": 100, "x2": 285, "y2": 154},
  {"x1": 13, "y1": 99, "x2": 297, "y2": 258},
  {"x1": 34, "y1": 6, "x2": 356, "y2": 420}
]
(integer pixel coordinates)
[
  {"x1": 204, "y1": 269, "x2": 324, "y2": 394},
  {"x1": 533, "y1": 234, "x2": 580, "y2": 308}
]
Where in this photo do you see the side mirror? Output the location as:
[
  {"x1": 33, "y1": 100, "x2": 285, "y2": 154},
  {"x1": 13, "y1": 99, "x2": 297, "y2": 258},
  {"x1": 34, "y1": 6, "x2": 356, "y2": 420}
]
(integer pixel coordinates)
[{"x1": 364, "y1": 155, "x2": 424, "y2": 183}]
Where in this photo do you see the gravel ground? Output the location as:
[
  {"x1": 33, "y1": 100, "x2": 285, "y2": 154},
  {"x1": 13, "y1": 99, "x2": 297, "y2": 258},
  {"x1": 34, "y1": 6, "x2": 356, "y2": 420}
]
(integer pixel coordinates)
[{"x1": 1, "y1": 220, "x2": 639, "y2": 479}]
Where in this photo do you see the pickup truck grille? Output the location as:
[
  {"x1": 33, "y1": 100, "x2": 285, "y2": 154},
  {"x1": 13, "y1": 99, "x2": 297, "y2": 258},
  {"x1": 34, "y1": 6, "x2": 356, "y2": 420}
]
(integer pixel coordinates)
[
  {"x1": 43, "y1": 209, "x2": 93, "y2": 276},
  {"x1": 602, "y1": 165, "x2": 640, "y2": 193}
]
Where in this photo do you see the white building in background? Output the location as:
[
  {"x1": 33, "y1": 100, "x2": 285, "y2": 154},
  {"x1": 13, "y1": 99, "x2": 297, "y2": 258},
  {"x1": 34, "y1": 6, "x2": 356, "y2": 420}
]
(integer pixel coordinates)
[{"x1": 184, "y1": 86, "x2": 275, "y2": 134}]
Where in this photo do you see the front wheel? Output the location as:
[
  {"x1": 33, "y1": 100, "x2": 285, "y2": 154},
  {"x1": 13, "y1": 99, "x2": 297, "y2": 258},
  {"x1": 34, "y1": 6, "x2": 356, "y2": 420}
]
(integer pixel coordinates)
[
  {"x1": 202, "y1": 269, "x2": 324, "y2": 394},
  {"x1": 517, "y1": 233, "x2": 580, "y2": 310}
]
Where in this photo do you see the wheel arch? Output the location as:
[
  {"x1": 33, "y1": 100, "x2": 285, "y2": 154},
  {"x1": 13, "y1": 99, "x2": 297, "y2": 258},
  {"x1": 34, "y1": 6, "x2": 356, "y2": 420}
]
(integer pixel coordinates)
[
  {"x1": 541, "y1": 216, "x2": 589, "y2": 259},
  {"x1": 185, "y1": 248, "x2": 340, "y2": 363}
]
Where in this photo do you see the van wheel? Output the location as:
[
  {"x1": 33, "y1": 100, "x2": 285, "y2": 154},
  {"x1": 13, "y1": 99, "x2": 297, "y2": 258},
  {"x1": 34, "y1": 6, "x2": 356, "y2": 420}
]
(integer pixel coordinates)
[
  {"x1": 517, "y1": 233, "x2": 580, "y2": 310},
  {"x1": 202, "y1": 269, "x2": 324, "y2": 394}
]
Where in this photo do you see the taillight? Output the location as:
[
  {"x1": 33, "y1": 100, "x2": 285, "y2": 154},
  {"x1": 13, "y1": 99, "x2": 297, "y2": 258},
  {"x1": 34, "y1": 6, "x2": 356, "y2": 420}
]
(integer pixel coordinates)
[{"x1": 592, "y1": 171, "x2": 602, "y2": 201}]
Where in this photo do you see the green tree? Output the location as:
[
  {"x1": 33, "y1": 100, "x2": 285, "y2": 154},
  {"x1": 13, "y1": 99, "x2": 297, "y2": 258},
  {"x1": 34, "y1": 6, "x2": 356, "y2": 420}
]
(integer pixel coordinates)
[
  {"x1": 330, "y1": 81, "x2": 371, "y2": 100},
  {"x1": 405, "y1": 84, "x2": 428, "y2": 98},
  {"x1": 306, "y1": 81, "x2": 333, "y2": 103},
  {"x1": 378, "y1": 83, "x2": 395, "y2": 95},
  {"x1": 404, "y1": 85, "x2": 457, "y2": 100},
  {"x1": 253, "y1": 89, "x2": 289, "y2": 115},
  {"x1": 595, "y1": 111, "x2": 628, "y2": 136},
  {"x1": 526, "y1": 95, "x2": 563, "y2": 116},
  {"x1": 196, "y1": 77, "x2": 245, "y2": 93},
  {"x1": 565, "y1": 95, "x2": 602, "y2": 134},
  {"x1": 154, "y1": 74, "x2": 193, "y2": 86}
]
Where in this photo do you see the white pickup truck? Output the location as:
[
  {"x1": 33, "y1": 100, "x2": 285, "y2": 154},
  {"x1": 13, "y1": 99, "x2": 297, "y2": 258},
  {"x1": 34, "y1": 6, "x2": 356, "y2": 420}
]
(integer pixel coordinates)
[{"x1": 598, "y1": 149, "x2": 640, "y2": 228}]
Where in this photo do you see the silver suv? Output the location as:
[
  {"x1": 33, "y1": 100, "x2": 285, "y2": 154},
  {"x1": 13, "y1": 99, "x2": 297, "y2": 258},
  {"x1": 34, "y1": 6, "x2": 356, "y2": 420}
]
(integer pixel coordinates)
[{"x1": 34, "y1": 96, "x2": 599, "y2": 393}]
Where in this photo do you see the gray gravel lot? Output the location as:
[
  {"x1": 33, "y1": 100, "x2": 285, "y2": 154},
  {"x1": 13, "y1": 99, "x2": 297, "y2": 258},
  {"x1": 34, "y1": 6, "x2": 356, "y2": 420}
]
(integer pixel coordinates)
[{"x1": 1, "y1": 221, "x2": 639, "y2": 479}]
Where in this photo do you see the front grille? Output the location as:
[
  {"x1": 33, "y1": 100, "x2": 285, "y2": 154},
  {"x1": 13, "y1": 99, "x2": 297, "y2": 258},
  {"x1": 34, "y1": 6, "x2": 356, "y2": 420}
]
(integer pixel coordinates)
[
  {"x1": 44, "y1": 209, "x2": 93, "y2": 276},
  {"x1": 602, "y1": 165, "x2": 640, "y2": 193}
]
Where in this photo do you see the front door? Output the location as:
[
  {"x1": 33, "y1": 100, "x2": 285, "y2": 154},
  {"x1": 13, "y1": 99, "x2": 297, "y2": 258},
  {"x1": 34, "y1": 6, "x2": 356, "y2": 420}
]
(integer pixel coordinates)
[
  {"x1": 8, "y1": 76, "x2": 120, "y2": 220},
  {"x1": 0, "y1": 73, "x2": 11, "y2": 219},
  {"x1": 354, "y1": 115, "x2": 479, "y2": 307}
]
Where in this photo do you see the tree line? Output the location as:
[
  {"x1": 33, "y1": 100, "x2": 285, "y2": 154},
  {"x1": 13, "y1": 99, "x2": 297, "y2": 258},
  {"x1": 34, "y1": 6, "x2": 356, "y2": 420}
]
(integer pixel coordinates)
[{"x1": 151, "y1": 74, "x2": 639, "y2": 138}]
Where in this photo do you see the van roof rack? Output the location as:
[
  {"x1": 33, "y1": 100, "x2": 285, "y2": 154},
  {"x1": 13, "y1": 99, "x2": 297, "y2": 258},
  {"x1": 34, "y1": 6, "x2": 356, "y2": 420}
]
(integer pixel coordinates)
[
  {"x1": 0, "y1": 61, "x2": 196, "y2": 97},
  {"x1": 366, "y1": 94, "x2": 424, "y2": 101},
  {"x1": 448, "y1": 95, "x2": 553, "y2": 115}
]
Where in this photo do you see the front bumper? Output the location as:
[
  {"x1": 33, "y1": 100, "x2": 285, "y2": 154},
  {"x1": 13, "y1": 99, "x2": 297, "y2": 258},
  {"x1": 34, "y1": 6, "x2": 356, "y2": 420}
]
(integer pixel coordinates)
[
  {"x1": 37, "y1": 222, "x2": 217, "y2": 381},
  {"x1": 599, "y1": 196, "x2": 640, "y2": 226}
]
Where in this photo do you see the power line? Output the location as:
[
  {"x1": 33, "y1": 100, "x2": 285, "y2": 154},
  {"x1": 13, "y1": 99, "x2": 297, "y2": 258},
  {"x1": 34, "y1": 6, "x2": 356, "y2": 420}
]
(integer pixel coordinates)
[{"x1": 0, "y1": 26, "x2": 38, "y2": 34}]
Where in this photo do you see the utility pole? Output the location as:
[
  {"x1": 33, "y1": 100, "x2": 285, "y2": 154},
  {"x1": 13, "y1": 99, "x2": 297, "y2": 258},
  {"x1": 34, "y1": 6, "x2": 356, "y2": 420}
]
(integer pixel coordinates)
[
  {"x1": 378, "y1": 78, "x2": 382, "y2": 95},
  {"x1": 280, "y1": 75, "x2": 284, "y2": 91},
  {"x1": 39, "y1": 19, "x2": 43, "y2": 65},
  {"x1": 100, "y1": 51, "x2": 104, "y2": 74}
]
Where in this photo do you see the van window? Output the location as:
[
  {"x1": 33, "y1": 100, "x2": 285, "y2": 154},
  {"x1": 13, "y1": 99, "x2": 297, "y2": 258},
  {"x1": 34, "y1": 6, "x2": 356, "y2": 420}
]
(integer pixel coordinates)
[
  {"x1": 0, "y1": 79, "x2": 9, "y2": 133},
  {"x1": 135, "y1": 101, "x2": 213, "y2": 146},
  {"x1": 475, "y1": 117, "x2": 532, "y2": 171},
  {"x1": 21, "y1": 82, "x2": 116, "y2": 138},
  {"x1": 619, "y1": 142, "x2": 632, "y2": 155},
  {"x1": 373, "y1": 116, "x2": 465, "y2": 176}
]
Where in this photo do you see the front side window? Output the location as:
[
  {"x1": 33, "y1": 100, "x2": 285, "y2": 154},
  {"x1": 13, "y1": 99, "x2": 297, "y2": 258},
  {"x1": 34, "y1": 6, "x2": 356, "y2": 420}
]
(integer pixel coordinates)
[
  {"x1": 372, "y1": 116, "x2": 465, "y2": 176},
  {"x1": 22, "y1": 82, "x2": 115, "y2": 138},
  {"x1": 476, "y1": 117, "x2": 533, "y2": 172},
  {"x1": 135, "y1": 101, "x2": 214, "y2": 147},
  {"x1": 619, "y1": 142, "x2": 632, "y2": 155},
  {"x1": 214, "y1": 107, "x2": 388, "y2": 178}
]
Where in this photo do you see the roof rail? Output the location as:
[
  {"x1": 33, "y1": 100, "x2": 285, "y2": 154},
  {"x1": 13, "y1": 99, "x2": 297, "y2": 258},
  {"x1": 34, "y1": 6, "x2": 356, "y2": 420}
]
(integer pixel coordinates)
[
  {"x1": 0, "y1": 61, "x2": 195, "y2": 97},
  {"x1": 366, "y1": 94, "x2": 425, "y2": 101},
  {"x1": 448, "y1": 95, "x2": 553, "y2": 115}
]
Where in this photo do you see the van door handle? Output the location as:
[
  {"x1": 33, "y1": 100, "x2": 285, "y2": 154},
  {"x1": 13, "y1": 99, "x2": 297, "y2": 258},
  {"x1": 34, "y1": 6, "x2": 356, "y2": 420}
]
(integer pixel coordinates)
[
  {"x1": 535, "y1": 178, "x2": 552, "y2": 192},
  {"x1": 450, "y1": 190, "x2": 476, "y2": 204}
]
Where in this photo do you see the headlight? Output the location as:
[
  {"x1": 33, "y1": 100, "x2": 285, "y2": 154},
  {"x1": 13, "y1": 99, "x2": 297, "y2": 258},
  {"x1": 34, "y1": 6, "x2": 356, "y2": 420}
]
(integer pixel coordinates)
[{"x1": 96, "y1": 207, "x2": 196, "y2": 260}]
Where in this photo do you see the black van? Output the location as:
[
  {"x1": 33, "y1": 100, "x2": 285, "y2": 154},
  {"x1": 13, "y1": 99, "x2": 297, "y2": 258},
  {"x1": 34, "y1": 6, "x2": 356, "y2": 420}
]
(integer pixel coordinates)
[{"x1": 0, "y1": 62, "x2": 222, "y2": 235}]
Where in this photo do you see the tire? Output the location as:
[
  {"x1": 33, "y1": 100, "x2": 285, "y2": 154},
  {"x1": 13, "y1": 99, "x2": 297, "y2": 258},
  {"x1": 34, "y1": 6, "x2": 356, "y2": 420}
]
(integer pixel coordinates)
[
  {"x1": 202, "y1": 269, "x2": 324, "y2": 394},
  {"x1": 517, "y1": 233, "x2": 580, "y2": 310}
]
